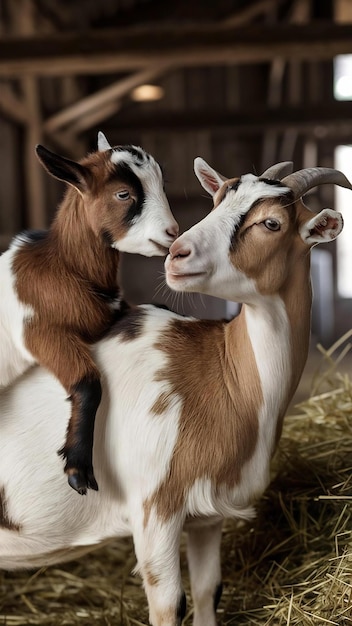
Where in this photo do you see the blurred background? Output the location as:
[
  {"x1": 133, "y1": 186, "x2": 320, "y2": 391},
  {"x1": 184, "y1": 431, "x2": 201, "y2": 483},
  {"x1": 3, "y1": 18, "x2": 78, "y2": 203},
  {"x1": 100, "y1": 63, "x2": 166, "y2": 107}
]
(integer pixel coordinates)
[{"x1": 0, "y1": 0, "x2": 351, "y2": 353}]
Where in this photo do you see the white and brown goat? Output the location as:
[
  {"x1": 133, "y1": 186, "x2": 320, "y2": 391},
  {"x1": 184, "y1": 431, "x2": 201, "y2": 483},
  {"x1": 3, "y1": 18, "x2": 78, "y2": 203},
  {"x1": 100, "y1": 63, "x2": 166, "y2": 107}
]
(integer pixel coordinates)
[
  {"x1": 0, "y1": 132, "x2": 178, "y2": 494},
  {"x1": 0, "y1": 160, "x2": 350, "y2": 626}
]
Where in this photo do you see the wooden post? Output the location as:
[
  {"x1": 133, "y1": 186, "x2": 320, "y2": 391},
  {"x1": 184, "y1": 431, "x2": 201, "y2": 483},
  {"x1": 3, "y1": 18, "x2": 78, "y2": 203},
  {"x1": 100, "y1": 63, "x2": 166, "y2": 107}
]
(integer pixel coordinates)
[{"x1": 10, "y1": 0, "x2": 47, "y2": 229}]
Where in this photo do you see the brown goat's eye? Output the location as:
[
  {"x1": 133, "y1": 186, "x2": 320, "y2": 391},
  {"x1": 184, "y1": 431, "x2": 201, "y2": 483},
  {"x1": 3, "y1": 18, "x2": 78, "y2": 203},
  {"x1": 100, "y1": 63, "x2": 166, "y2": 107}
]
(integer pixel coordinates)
[
  {"x1": 264, "y1": 218, "x2": 280, "y2": 231},
  {"x1": 116, "y1": 190, "x2": 130, "y2": 200}
]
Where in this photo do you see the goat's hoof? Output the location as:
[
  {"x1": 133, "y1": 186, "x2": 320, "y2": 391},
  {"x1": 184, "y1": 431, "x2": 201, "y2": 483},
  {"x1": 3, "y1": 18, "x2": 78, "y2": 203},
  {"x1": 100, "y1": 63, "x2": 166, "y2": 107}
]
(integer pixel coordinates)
[{"x1": 67, "y1": 470, "x2": 99, "y2": 495}]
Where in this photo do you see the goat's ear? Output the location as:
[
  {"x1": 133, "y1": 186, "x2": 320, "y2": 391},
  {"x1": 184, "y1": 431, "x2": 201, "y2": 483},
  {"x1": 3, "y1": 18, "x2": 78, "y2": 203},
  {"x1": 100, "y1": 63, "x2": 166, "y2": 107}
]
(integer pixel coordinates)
[
  {"x1": 299, "y1": 209, "x2": 344, "y2": 245},
  {"x1": 35, "y1": 145, "x2": 90, "y2": 192},
  {"x1": 97, "y1": 131, "x2": 112, "y2": 152},
  {"x1": 194, "y1": 157, "x2": 227, "y2": 196}
]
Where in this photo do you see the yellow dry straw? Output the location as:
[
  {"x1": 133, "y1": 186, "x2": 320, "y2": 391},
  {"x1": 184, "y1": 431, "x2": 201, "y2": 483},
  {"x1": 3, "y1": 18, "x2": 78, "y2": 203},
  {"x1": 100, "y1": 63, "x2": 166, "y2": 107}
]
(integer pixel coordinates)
[{"x1": 1, "y1": 332, "x2": 352, "y2": 625}]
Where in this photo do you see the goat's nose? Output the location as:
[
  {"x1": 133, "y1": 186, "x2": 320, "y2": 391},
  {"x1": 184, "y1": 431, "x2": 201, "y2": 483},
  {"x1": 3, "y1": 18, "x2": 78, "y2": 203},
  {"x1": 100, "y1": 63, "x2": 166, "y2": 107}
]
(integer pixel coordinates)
[
  {"x1": 169, "y1": 239, "x2": 191, "y2": 259},
  {"x1": 166, "y1": 222, "x2": 179, "y2": 240}
]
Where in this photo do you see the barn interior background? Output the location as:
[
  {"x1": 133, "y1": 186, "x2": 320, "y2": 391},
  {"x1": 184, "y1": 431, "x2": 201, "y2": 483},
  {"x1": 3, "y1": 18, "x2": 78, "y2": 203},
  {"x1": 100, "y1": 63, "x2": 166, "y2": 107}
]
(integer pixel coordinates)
[
  {"x1": 1, "y1": 2, "x2": 352, "y2": 624},
  {"x1": 0, "y1": 0, "x2": 352, "y2": 343}
]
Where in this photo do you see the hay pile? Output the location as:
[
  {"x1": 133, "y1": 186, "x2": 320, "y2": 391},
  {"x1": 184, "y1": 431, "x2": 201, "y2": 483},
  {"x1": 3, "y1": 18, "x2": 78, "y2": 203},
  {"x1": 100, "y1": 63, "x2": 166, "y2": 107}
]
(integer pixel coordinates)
[
  {"x1": 218, "y1": 330, "x2": 352, "y2": 625},
  {"x1": 1, "y1": 332, "x2": 352, "y2": 625}
]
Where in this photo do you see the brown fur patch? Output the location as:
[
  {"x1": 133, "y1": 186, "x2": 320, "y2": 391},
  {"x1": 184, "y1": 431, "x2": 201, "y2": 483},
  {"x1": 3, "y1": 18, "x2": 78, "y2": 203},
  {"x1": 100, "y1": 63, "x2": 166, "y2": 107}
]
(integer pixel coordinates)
[
  {"x1": 23, "y1": 322, "x2": 101, "y2": 391},
  {"x1": 150, "y1": 391, "x2": 173, "y2": 415},
  {"x1": 13, "y1": 214, "x2": 119, "y2": 390},
  {"x1": 274, "y1": 231, "x2": 313, "y2": 444},
  {"x1": 213, "y1": 177, "x2": 240, "y2": 208},
  {"x1": 0, "y1": 486, "x2": 21, "y2": 531},
  {"x1": 145, "y1": 315, "x2": 262, "y2": 522},
  {"x1": 230, "y1": 196, "x2": 297, "y2": 295},
  {"x1": 108, "y1": 307, "x2": 147, "y2": 342}
]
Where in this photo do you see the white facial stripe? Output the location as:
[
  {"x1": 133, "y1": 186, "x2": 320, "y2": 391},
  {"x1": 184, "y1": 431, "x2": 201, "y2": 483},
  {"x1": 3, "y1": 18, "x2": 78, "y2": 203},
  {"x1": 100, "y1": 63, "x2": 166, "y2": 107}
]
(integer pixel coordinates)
[
  {"x1": 110, "y1": 146, "x2": 163, "y2": 186},
  {"x1": 110, "y1": 145, "x2": 148, "y2": 165},
  {"x1": 110, "y1": 147, "x2": 177, "y2": 256},
  {"x1": 221, "y1": 175, "x2": 290, "y2": 217}
]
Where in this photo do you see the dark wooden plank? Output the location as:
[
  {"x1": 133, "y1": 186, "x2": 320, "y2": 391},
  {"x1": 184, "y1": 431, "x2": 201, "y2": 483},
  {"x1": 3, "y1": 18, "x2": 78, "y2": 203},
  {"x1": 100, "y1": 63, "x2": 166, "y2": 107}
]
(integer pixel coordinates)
[
  {"x1": 99, "y1": 102, "x2": 352, "y2": 133},
  {"x1": 0, "y1": 23, "x2": 351, "y2": 76}
]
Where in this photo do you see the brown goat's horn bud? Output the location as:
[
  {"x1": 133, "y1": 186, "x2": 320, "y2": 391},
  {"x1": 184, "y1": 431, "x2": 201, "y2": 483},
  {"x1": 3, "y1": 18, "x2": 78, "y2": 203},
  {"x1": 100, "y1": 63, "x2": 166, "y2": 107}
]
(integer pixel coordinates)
[
  {"x1": 260, "y1": 161, "x2": 293, "y2": 180},
  {"x1": 281, "y1": 167, "x2": 352, "y2": 199}
]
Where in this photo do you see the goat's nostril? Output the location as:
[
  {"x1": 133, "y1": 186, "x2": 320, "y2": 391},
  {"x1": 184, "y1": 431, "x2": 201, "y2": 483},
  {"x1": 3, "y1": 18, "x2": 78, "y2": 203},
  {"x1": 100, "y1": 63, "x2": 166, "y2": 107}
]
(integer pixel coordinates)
[
  {"x1": 179, "y1": 248, "x2": 191, "y2": 258},
  {"x1": 166, "y1": 224, "x2": 179, "y2": 239},
  {"x1": 169, "y1": 241, "x2": 191, "y2": 259}
]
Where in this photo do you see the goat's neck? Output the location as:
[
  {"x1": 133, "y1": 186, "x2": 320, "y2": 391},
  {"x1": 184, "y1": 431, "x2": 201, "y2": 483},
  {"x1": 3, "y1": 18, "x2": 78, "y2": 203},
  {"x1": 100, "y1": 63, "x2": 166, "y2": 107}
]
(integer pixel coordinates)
[
  {"x1": 278, "y1": 254, "x2": 313, "y2": 399},
  {"x1": 51, "y1": 189, "x2": 118, "y2": 288},
  {"x1": 225, "y1": 255, "x2": 312, "y2": 448}
]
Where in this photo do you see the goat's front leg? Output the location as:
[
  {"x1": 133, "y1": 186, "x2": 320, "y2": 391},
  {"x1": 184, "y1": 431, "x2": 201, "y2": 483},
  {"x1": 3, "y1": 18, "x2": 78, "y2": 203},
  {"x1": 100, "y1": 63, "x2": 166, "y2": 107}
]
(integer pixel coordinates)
[
  {"x1": 25, "y1": 325, "x2": 101, "y2": 494},
  {"x1": 186, "y1": 520, "x2": 223, "y2": 626},
  {"x1": 132, "y1": 509, "x2": 186, "y2": 626}
]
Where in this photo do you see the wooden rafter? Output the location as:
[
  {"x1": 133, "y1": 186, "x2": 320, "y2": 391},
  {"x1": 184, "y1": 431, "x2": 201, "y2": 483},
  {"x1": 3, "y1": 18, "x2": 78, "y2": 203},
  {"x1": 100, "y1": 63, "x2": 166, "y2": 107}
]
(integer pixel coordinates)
[
  {"x1": 0, "y1": 82, "x2": 27, "y2": 123},
  {"x1": 44, "y1": 66, "x2": 170, "y2": 133},
  {"x1": 100, "y1": 103, "x2": 352, "y2": 134},
  {"x1": 8, "y1": 0, "x2": 46, "y2": 229},
  {"x1": 222, "y1": 0, "x2": 282, "y2": 27},
  {"x1": 0, "y1": 23, "x2": 351, "y2": 76},
  {"x1": 58, "y1": 101, "x2": 123, "y2": 137}
]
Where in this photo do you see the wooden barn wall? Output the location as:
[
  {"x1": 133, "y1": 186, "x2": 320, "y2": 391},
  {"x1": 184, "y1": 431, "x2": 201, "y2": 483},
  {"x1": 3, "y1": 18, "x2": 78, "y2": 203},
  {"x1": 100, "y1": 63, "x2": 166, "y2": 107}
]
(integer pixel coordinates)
[{"x1": 0, "y1": 118, "x2": 23, "y2": 249}]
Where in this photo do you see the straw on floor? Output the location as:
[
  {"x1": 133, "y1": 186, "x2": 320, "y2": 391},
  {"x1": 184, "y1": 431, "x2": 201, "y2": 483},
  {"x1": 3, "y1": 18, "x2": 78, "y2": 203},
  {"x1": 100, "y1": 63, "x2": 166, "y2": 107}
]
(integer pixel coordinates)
[{"x1": 1, "y1": 331, "x2": 351, "y2": 625}]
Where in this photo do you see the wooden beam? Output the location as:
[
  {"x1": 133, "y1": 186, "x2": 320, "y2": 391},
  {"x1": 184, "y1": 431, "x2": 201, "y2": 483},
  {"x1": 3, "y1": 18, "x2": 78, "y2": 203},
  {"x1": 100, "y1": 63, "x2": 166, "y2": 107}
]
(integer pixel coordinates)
[
  {"x1": 0, "y1": 82, "x2": 27, "y2": 124},
  {"x1": 48, "y1": 131, "x2": 86, "y2": 158},
  {"x1": 22, "y1": 76, "x2": 45, "y2": 227},
  {"x1": 223, "y1": 0, "x2": 281, "y2": 26},
  {"x1": 100, "y1": 102, "x2": 352, "y2": 133},
  {"x1": 0, "y1": 23, "x2": 351, "y2": 76},
  {"x1": 44, "y1": 67, "x2": 169, "y2": 133},
  {"x1": 60, "y1": 101, "x2": 122, "y2": 136},
  {"x1": 10, "y1": 0, "x2": 47, "y2": 229}
]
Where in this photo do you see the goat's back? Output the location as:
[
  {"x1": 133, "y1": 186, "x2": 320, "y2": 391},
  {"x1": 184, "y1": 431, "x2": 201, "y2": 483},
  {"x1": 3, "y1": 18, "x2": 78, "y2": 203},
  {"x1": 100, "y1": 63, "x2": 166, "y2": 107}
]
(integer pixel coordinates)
[{"x1": 0, "y1": 305, "x2": 185, "y2": 568}]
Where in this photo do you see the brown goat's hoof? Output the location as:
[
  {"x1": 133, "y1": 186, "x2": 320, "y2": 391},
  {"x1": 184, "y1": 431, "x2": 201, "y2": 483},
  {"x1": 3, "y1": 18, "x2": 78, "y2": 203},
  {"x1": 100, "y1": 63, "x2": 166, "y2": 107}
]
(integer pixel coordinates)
[
  {"x1": 67, "y1": 470, "x2": 99, "y2": 495},
  {"x1": 87, "y1": 474, "x2": 99, "y2": 491}
]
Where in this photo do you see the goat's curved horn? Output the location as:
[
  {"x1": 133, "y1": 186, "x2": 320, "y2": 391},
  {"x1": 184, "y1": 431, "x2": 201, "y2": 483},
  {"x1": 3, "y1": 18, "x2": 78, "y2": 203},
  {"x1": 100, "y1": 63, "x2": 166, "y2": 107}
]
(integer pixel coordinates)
[
  {"x1": 281, "y1": 167, "x2": 352, "y2": 198},
  {"x1": 260, "y1": 161, "x2": 293, "y2": 180}
]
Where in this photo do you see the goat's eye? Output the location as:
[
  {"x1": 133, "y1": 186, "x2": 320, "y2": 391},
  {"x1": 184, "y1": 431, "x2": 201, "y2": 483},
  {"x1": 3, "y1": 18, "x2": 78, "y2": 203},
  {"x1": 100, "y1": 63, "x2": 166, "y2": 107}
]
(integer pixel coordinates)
[
  {"x1": 116, "y1": 190, "x2": 130, "y2": 200},
  {"x1": 264, "y1": 218, "x2": 280, "y2": 231}
]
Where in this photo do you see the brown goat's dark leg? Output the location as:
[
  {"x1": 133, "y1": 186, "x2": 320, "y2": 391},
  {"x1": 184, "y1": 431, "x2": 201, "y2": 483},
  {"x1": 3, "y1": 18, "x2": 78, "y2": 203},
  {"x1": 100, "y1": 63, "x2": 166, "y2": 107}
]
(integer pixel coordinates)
[
  {"x1": 60, "y1": 375, "x2": 102, "y2": 494},
  {"x1": 25, "y1": 325, "x2": 102, "y2": 494}
]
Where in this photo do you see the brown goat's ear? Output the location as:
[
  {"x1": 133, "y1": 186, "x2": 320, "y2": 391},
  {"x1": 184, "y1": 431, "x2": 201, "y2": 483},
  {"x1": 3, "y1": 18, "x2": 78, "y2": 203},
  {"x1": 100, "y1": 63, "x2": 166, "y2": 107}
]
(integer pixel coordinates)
[{"x1": 35, "y1": 145, "x2": 90, "y2": 192}]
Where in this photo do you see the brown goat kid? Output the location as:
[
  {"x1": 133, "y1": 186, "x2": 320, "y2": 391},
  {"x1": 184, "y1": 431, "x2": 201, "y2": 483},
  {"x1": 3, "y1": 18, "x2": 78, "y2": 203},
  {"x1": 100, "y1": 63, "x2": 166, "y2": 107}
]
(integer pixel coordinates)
[{"x1": 0, "y1": 132, "x2": 178, "y2": 495}]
